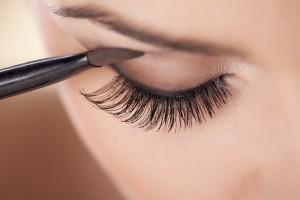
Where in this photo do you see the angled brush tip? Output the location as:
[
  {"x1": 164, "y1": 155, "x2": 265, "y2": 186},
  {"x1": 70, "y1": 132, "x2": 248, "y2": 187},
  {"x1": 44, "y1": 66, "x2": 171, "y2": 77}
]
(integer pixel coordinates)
[{"x1": 87, "y1": 48, "x2": 145, "y2": 67}]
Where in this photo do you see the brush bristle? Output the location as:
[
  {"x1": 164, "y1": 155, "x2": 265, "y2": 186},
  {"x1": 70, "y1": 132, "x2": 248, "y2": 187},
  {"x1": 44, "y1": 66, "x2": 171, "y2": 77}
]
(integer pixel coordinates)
[{"x1": 87, "y1": 48, "x2": 144, "y2": 67}]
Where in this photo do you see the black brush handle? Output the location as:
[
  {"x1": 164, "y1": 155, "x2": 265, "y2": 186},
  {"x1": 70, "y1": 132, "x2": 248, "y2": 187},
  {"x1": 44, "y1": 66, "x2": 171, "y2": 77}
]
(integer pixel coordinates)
[{"x1": 0, "y1": 53, "x2": 89, "y2": 99}]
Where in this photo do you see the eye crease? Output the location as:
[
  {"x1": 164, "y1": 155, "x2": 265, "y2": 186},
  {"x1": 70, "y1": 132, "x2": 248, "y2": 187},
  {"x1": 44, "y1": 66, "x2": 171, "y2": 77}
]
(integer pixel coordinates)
[{"x1": 80, "y1": 63, "x2": 234, "y2": 133}]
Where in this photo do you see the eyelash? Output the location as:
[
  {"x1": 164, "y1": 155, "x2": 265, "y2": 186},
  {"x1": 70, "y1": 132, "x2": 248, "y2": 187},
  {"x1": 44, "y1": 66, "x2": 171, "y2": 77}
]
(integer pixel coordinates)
[{"x1": 80, "y1": 70, "x2": 233, "y2": 132}]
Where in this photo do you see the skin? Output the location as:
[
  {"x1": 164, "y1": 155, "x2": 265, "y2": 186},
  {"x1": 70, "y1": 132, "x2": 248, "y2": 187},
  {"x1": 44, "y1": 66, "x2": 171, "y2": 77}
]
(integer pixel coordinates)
[{"x1": 33, "y1": 0, "x2": 300, "y2": 199}]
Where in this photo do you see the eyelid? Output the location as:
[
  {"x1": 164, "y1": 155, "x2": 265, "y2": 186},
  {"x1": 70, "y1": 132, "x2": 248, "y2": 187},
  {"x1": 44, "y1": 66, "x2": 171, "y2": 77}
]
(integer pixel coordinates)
[
  {"x1": 110, "y1": 63, "x2": 231, "y2": 97},
  {"x1": 109, "y1": 47, "x2": 239, "y2": 91}
]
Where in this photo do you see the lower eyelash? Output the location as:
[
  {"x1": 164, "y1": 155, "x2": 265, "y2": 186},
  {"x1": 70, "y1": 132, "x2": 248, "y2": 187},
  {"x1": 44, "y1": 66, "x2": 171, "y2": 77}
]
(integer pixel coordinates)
[{"x1": 80, "y1": 74, "x2": 232, "y2": 132}]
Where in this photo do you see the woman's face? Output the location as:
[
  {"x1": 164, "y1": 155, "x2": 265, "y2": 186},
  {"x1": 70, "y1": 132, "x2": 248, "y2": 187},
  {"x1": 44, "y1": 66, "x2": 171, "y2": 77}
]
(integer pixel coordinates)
[{"x1": 34, "y1": 0, "x2": 300, "y2": 199}]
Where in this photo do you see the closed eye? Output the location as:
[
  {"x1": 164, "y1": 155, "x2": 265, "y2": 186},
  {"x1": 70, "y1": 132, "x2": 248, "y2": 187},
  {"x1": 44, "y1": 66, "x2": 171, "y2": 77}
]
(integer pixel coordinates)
[{"x1": 80, "y1": 64, "x2": 234, "y2": 133}]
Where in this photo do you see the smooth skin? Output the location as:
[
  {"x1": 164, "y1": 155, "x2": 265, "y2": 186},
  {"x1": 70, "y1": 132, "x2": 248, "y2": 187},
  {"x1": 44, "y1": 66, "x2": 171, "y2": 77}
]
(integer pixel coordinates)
[{"x1": 33, "y1": 0, "x2": 300, "y2": 199}]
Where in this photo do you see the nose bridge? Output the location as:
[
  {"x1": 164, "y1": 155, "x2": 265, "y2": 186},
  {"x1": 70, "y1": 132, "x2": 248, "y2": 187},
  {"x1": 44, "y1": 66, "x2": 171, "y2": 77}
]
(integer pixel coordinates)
[
  {"x1": 276, "y1": 76, "x2": 300, "y2": 195},
  {"x1": 273, "y1": 72, "x2": 300, "y2": 136}
]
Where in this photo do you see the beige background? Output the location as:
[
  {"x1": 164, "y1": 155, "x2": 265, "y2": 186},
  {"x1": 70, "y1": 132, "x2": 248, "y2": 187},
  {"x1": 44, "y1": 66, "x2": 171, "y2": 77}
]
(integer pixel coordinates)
[{"x1": 0, "y1": 1, "x2": 123, "y2": 199}]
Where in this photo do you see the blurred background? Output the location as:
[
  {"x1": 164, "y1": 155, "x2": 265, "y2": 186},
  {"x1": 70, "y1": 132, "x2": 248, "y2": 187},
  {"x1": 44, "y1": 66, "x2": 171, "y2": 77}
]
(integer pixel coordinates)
[{"x1": 0, "y1": 1, "x2": 123, "y2": 199}]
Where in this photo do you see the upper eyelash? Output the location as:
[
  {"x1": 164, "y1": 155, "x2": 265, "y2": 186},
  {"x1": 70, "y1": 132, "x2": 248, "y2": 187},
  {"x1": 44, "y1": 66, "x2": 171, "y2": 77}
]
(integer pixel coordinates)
[{"x1": 80, "y1": 73, "x2": 232, "y2": 133}]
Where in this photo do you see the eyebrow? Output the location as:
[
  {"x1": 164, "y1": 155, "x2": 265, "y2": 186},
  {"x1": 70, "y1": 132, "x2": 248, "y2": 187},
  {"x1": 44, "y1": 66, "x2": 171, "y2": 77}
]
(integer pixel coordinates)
[{"x1": 49, "y1": 5, "x2": 244, "y2": 56}]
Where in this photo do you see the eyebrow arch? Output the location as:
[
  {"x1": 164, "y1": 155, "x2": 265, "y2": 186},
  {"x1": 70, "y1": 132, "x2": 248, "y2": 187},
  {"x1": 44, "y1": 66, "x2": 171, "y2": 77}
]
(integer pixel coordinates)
[{"x1": 49, "y1": 5, "x2": 245, "y2": 56}]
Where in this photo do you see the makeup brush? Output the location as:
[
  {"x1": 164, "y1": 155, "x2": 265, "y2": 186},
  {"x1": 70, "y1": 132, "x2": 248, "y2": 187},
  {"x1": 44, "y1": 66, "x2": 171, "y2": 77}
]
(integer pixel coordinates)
[{"x1": 0, "y1": 48, "x2": 144, "y2": 100}]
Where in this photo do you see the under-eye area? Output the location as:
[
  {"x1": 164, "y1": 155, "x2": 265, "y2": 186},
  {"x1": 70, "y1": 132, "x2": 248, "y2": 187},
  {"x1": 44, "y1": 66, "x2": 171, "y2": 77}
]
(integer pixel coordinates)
[{"x1": 80, "y1": 67, "x2": 233, "y2": 133}]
